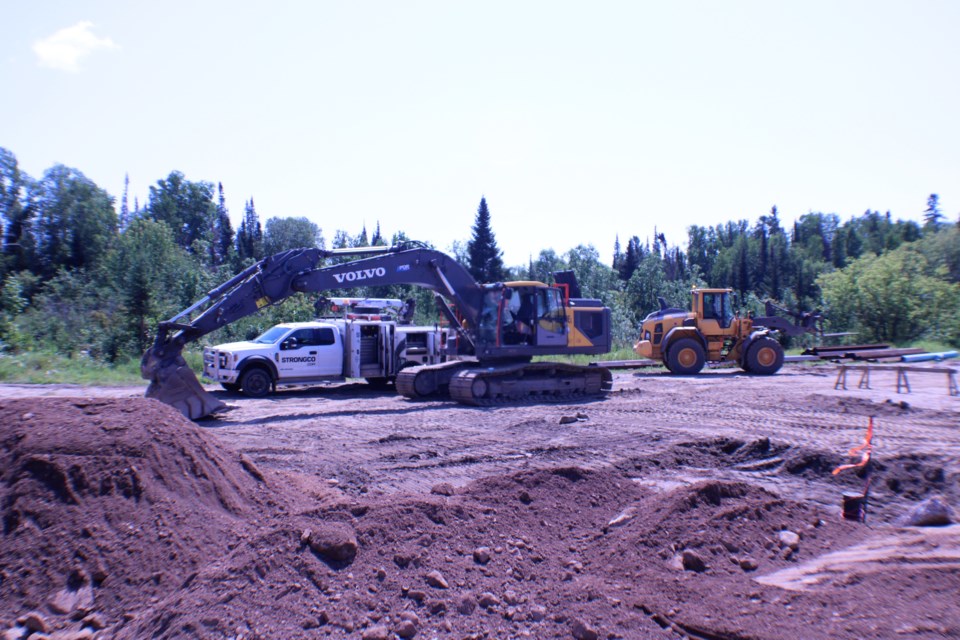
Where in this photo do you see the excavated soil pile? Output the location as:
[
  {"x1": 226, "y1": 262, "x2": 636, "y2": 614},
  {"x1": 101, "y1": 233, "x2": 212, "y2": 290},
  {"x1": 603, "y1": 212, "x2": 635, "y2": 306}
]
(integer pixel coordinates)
[
  {"x1": 0, "y1": 398, "x2": 280, "y2": 638},
  {"x1": 2, "y1": 397, "x2": 959, "y2": 639}
]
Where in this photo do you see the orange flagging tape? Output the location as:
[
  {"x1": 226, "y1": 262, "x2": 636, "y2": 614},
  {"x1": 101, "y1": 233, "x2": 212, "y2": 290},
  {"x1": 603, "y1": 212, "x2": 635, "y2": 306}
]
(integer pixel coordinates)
[{"x1": 832, "y1": 416, "x2": 874, "y2": 475}]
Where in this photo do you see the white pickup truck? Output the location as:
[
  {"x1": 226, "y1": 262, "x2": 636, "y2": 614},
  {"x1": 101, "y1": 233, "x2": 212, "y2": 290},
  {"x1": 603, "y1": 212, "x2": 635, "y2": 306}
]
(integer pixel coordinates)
[{"x1": 202, "y1": 317, "x2": 451, "y2": 397}]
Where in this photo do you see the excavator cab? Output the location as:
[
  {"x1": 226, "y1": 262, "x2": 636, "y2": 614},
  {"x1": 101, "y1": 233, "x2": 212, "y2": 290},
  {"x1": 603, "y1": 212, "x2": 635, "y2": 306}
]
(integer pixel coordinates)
[
  {"x1": 474, "y1": 279, "x2": 609, "y2": 357},
  {"x1": 477, "y1": 283, "x2": 562, "y2": 350}
]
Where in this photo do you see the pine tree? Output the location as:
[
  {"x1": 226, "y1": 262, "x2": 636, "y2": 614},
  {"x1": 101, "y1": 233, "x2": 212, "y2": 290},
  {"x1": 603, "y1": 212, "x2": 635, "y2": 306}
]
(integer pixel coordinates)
[
  {"x1": 212, "y1": 182, "x2": 234, "y2": 265},
  {"x1": 466, "y1": 197, "x2": 506, "y2": 283},
  {"x1": 356, "y1": 223, "x2": 369, "y2": 247},
  {"x1": 237, "y1": 198, "x2": 263, "y2": 261},
  {"x1": 924, "y1": 193, "x2": 944, "y2": 229},
  {"x1": 0, "y1": 148, "x2": 32, "y2": 271},
  {"x1": 119, "y1": 173, "x2": 131, "y2": 231},
  {"x1": 619, "y1": 236, "x2": 642, "y2": 281},
  {"x1": 371, "y1": 221, "x2": 384, "y2": 246}
]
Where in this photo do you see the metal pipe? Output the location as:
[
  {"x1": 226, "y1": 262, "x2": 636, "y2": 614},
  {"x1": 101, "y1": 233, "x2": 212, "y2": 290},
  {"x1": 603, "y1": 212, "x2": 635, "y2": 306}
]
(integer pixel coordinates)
[{"x1": 901, "y1": 351, "x2": 959, "y2": 363}]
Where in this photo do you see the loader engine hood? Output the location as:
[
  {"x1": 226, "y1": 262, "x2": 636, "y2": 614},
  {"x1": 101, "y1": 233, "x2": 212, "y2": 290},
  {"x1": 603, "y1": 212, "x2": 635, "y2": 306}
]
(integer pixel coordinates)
[{"x1": 641, "y1": 307, "x2": 688, "y2": 323}]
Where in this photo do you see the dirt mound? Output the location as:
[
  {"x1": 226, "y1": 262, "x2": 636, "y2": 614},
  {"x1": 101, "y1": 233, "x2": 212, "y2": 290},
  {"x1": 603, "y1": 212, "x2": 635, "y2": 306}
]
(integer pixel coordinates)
[
  {"x1": 0, "y1": 398, "x2": 273, "y2": 636},
  {"x1": 123, "y1": 471, "x2": 871, "y2": 640},
  {"x1": 611, "y1": 480, "x2": 852, "y2": 576},
  {"x1": 3, "y1": 397, "x2": 958, "y2": 639}
]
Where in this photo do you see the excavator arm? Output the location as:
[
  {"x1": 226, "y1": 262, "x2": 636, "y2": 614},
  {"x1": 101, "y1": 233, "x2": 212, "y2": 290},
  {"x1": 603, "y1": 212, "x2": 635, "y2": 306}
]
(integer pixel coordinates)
[{"x1": 141, "y1": 243, "x2": 486, "y2": 419}]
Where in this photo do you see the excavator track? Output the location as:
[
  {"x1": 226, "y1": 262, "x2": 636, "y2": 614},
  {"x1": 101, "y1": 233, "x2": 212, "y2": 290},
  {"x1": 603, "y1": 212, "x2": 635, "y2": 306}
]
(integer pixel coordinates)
[
  {"x1": 395, "y1": 360, "x2": 473, "y2": 400},
  {"x1": 448, "y1": 361, "x2": 612, "y2": 406}
]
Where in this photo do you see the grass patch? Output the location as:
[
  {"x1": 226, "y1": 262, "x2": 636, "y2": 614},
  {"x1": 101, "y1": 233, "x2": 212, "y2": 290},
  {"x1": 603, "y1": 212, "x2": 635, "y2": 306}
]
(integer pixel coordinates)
[
  {"x1": 534, "y1": 346, "x2": 646, "y2": 366},
  {"x1": 907, "y1": 340, "x2": 957, "y2": 355},
  {"x1": 0, "y1": 349, "x2": 206, "y2": 386}
]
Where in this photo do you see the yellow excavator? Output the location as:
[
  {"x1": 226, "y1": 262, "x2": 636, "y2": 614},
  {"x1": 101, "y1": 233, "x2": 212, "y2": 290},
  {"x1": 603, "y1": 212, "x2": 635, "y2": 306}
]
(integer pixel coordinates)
[{"x1": 634, "y1": 288, "x2": 822, "y2": 375}]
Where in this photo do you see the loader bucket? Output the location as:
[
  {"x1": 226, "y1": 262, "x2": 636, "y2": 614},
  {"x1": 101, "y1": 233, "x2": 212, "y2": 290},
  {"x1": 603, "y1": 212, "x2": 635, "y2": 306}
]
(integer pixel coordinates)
[{"x1": 141, "y1": 348, "x2": 226, "y2": 420}]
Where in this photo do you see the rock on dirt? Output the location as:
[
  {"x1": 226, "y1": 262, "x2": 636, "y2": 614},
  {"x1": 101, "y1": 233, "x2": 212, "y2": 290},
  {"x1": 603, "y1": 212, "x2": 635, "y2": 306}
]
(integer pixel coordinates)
[{"x1": 900, "y1": 495, "x2": 955, "y2": 527}]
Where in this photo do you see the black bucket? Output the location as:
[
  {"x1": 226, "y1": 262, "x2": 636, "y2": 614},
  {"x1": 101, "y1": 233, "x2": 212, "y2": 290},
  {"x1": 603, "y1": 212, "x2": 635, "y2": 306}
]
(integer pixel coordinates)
[{"x1": 842, "y1": 492, "x2": 867, "y2": 522}]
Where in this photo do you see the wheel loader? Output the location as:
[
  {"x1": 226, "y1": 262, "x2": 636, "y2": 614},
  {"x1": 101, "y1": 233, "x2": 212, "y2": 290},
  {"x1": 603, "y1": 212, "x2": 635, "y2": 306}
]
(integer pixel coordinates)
[
  {"x1": 633, "y1": 288, "x2": 822, "y2": 375},
  {"x1": 141, "y1": 242, "x2": 613, "y2": 419}
]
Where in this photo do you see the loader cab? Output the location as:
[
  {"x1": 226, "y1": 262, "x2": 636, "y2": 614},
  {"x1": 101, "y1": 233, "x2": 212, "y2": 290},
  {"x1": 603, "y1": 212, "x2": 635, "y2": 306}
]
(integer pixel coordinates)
[{"x1": 693, "y1": 288, "x2": 736, "y2": 332}]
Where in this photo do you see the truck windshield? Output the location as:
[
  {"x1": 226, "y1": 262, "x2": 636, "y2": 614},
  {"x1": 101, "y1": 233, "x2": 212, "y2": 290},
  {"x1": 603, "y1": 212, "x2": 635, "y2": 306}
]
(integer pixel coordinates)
[{"x1": 253, "y1": 326, "x2": 289, "y2": 344}]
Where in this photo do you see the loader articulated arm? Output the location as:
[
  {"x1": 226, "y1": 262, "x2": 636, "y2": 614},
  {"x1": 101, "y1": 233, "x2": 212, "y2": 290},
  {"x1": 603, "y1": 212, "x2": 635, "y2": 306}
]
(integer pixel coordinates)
[
  {"x1": 753, "y1": 300, "x2": 824, "y2": 337},
  {"x1": 141, "y1": 242, "x2": 486, "y2": 419}
]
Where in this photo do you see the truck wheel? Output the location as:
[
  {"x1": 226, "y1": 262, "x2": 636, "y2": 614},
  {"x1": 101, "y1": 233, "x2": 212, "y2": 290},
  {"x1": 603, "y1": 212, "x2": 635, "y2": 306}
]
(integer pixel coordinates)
[
  {"x1": 666, "y1": 338, "x2": 705, "y2": 375},
  {"x1": 746, "y1": 337, "x2": 784, "y2": 375},
  {"x1": 220, "y1": 382, "x2": 240, "y2": 393},
  {"x1": 239, "y1": 367, "x2": 273, "y2": 397}
]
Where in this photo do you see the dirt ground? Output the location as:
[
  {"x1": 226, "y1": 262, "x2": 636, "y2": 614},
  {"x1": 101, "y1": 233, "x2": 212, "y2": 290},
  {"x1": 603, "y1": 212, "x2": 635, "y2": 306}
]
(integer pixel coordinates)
[{"x1": 1, "y1": 363, "x2": 958, "y2": 639}]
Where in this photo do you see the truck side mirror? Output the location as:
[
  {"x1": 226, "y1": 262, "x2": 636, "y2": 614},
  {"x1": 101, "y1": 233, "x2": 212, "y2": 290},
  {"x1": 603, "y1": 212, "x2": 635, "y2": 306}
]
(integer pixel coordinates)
[{"x1": 282, "y1": 337, "x2": 298, "y2": 350}]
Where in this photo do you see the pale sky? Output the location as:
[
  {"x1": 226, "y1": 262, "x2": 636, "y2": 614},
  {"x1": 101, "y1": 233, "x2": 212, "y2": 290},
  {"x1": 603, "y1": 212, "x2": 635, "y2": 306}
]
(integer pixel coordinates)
[{"x1": 2, "y1": 1, "x2": 958, "y2": 266}]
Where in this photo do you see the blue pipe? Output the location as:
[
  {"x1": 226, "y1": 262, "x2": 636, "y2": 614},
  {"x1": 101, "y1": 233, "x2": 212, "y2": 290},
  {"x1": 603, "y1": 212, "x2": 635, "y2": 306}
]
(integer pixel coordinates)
[{"x1": 900, "y1": 351, "x2": 959, "y2": 363}]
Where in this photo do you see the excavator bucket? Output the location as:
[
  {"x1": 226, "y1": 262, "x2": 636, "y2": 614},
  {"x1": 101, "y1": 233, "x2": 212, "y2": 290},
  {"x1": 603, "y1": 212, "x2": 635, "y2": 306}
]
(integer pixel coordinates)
[{"x1": 141, "y1": 348, "x2": 226, "y2": 420}]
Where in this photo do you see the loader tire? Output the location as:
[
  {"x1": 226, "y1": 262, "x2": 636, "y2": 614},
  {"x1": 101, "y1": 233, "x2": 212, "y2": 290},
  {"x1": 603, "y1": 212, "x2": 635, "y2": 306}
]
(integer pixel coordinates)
[
  {"x1": 666, "y1": 338, "x2": 705, "y2": 375},
  {"x1": 240, "y1": 367, "x2": 273, "y2": 398},
  {"x1": 746, "y1": 337, "x2": 784, "y2": 375}
]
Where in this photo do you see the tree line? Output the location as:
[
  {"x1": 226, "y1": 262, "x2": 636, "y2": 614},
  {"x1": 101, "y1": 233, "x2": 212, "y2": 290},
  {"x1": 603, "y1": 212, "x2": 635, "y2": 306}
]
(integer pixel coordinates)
[{"x1": 1, "y1": 146, "x2": 958, "y2": 367}]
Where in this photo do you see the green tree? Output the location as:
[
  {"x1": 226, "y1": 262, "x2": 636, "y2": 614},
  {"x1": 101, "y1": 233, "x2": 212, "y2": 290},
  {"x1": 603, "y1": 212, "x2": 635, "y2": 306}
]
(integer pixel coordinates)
[
  {"x1": 212, "y1": 182, "x2": 235, "y2": 266},
  {"x1": 30, "y1": 165, "x2": 116, "y2": 278},
  {"x1": 147, "y1": 171, "x2": 217, "y2": 254},
  {"x1": 109, "y1": 219, "x2": 192, "y2": 354},
  {"x1": 563, "y1": 245, "x2": 617, "y2": 300},
  {"x1": 119, "y1": 173, "x2": 132, "y2": 231},
  {"x1": 355, "y1": 224, "x2": 369, "y2": 248},
  {"x1": 625, "y1": 252, "x2": 698, "y2": 325},
  {"x1": 918, "y1": 225, "x2": 960, "y2": 283},
  {"x1": 371, "y1": 222, "x2": 385, "y2": 246},
  {"x1": 263, "y1": 216, "x2": 321, "y2": 254},
  {"x1": 923, "y1": 193, "x2": 944, "y2": 229},
  {"x1": 818, "y1": 246, "x2": 960, "y2": 345},
  {"x1": 0, "y1": 148, "x2": 36, "y2": 273},
  {"x1": 236, "y1": 198, "x2": 264, "y2": 262},
  {"x1": 527, "y1": 249, "x2": 564, "y2": 283},
  {"x1": 618, "y1": 236, "x2": 643, "y2": 281},
  {"x1": 466, "y1": 197, "x2": 506, "y2": 283},
  {"x1": 0, "y1": 272, "x2": 28, "y2": 349}
]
